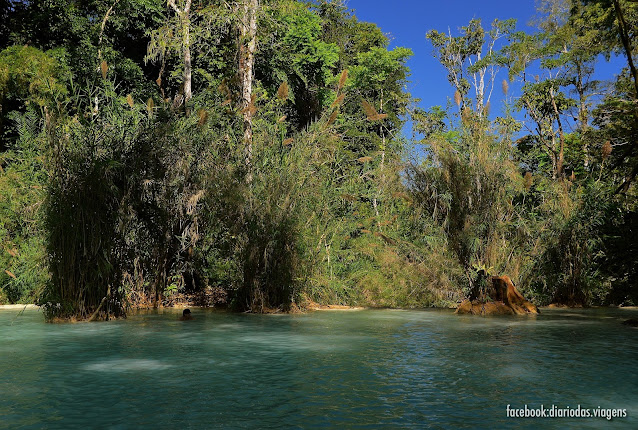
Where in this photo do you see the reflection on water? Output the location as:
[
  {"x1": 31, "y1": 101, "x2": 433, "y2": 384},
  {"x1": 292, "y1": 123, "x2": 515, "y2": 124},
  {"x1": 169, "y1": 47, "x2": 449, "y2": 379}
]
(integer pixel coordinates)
[{"x1": 1, "y1": 308, "x2": 637, "y2": 429}]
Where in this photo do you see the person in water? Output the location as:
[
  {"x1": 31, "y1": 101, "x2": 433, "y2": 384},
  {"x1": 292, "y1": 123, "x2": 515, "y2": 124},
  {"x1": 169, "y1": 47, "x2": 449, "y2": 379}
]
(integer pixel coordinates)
[{"x1": 179, "y1": 309, "x2": 193, "y2": 321}]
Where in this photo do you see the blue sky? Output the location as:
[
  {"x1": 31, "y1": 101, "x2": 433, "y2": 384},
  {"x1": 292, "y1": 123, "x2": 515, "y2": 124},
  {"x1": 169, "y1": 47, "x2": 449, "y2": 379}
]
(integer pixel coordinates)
[{"x1": 344, "y1": 0, "x2": 626, "y2": 136}]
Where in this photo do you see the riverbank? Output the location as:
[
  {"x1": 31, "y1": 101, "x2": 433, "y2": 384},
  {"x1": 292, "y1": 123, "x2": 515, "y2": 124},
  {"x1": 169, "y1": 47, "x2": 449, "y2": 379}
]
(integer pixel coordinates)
[{"x1": 2, "y1": 303, "x2": 637, "y2": 314}]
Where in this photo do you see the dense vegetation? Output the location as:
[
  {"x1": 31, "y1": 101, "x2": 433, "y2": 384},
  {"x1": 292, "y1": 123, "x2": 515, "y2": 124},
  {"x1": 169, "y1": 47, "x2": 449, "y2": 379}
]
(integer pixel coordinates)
[{"x1": 0, "y1": 0, "x2": 636, "y2": 320}]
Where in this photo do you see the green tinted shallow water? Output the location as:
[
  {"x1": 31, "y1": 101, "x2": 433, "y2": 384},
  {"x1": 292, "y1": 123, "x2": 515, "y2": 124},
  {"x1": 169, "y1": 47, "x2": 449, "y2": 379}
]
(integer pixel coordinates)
[{"x1": 1, "y1": 308, "x2": 637, "y2": 429}]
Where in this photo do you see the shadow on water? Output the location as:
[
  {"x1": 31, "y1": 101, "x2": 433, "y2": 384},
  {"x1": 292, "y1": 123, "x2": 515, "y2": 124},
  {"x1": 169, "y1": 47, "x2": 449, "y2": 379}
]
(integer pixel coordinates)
[{"x1": 0, "y1": 307, "x2": 637, "y2": 429}]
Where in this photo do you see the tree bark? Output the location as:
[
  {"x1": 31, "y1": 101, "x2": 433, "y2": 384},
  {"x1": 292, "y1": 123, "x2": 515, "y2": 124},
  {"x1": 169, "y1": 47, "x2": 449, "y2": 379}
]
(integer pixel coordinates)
[
  {"x1": 239, "y1": 0, "x2": 258, "y2": 183},
  {"x1": 183, "y1": 3, "x2": 192, "y2": 103}
]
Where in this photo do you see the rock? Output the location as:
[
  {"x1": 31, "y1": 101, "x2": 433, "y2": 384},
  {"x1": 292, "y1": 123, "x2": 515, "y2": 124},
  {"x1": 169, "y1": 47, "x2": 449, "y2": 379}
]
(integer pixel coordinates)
[
  {"x1": 455, "y1": 300, "x2": 518, "y2": 315},
  {"x1": 622, "y1": 318, "x2": 638, "y2": 327},
  {"x1": 456, "y1": 275, "x2": 539, "y2": 316}
]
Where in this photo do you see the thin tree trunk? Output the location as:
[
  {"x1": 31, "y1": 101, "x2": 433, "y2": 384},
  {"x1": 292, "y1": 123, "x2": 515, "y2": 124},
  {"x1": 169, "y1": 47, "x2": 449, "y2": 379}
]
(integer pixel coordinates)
[
  {"x1": 522, "y1": 97, "x2": 558, "y2": 177},
  {"x1": 550, "y1": 134, "x2": 558, "y2": 180},
  {"x1": 183, "y1": 3, "x2": 192, "y2": 103},
  {"x1": 575, "y1": 63, "x2": 588, "y2": 130},
  {"x1": 97, "y1": 0, "x2": 120, "y2": 63},
  {"x1": 617, "y1": 162, "x2": 638, "y2": 194},
  {"x1": 575, "y1": 61, "x2": 590, "y2": 169},
  {"x1": 376, "y1": 90, "x2": 385, "y2": 229},
  {"x1": 549, "y1": 86, "x2": 565, "y2": 178},
  {"x1": 379, "y1": 90, "x2": 385, "y2": 174},
  {"x1": 239, "y1": 0, "x2": 258, "y2": 183}
]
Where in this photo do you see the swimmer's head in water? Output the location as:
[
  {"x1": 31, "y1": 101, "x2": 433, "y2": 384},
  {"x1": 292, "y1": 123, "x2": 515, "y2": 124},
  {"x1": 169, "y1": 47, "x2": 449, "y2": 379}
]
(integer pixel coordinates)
[{"x1": 183, "y1": 309, "x2": 191, "y2": 316}]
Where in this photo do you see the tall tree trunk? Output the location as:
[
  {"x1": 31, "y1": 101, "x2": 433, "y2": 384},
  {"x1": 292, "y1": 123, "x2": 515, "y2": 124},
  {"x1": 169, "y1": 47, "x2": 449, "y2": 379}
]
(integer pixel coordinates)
[
  {"x1": 239, "y1": 0, "x2": 258, "y2": 183},
  {"x1": 168, "y1": 0, "x2": 192, "y2": 103},
  {"x1": 613, "y1": 0, "x2": 638, "y2": 98}
]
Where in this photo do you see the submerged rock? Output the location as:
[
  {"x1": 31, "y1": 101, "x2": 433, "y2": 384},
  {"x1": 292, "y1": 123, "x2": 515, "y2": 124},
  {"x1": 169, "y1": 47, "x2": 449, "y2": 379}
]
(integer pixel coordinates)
[
  {"x1": 456, "y1": 275, "x2": 539, "y2": 316},
  {"x1": 622, "y1": 318, "x2": 638, "y2": 327}
]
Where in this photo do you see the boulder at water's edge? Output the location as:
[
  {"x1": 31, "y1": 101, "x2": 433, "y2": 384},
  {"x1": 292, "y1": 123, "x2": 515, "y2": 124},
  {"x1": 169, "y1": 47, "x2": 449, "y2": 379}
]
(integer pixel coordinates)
[{"x1": 456, "y1": 275, "x2": 539, "y2": 316}]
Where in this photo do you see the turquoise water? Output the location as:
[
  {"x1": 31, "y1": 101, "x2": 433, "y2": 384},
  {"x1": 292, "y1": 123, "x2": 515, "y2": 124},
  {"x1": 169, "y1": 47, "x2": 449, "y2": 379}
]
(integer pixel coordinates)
[{"x1": 1, "y1": 307, "x2": 637, "y2": 429}]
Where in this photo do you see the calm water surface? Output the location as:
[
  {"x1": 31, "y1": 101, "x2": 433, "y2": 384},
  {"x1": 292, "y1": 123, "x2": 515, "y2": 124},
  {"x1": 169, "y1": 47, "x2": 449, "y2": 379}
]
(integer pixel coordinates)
[{"x1": 1, "y1": 307, "x2": 637, "y2": 429}]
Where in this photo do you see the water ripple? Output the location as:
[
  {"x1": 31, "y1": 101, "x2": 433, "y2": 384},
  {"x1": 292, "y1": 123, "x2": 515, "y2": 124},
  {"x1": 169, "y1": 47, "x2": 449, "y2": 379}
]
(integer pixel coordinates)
[{"x1": 1, "y1": 308, "x2": 637, "y2": 429}]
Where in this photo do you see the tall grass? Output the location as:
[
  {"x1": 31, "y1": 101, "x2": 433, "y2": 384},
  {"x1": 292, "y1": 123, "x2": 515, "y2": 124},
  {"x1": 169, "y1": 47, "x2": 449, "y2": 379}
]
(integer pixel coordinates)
[
  {"x1": 42, "y1": 99, "x2": 145, "y2": 319},
  {"x1": 407, "y1": 110, "x2": 536, "y2": 298}
]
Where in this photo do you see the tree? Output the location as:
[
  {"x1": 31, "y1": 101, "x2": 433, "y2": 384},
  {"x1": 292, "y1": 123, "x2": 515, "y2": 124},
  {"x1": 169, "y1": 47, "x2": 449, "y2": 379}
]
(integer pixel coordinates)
[
  {"x1": 426, "y1": 18, "x2": 514, "y2": 117},
  {"x1": 534, "y1": 0, "x2": 608, "y2": 169},
  {"x1": 516, "y1": 78, "x2": 576, "y2": 179}
]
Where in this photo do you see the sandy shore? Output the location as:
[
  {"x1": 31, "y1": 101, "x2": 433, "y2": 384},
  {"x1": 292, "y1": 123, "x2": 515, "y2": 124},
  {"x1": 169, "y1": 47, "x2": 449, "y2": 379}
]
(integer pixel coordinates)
[
  {"x1": 307, "y1": 304, "x2": 366, "y2": 311},
  {"x1": 0, "y1": 304, "x2": 40, "y2": 310},
  {"x1": 539, "y1": 305, "x2": 638, "y2": 310}
]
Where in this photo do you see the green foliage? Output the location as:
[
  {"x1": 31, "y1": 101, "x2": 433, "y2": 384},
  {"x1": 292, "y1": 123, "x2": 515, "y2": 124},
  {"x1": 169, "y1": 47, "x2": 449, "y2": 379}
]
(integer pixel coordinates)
[
  {"x1": 313, "y1": 0, "x2": 388, "y2": 69},
  {"x1": 0, "y1": 46, "x2": 70, "y2": 144},
  {"x1": 412, "y1": 106, "x2": 447, "y2": 139},
  {"x1": 5, "y1": 0, "x2": 165, "y2": 95},
  {"x1": 0, "y1": 109, "x2": 48, "y2": 303},
  {"x1": 255, "y1": 1, "x2": 340, "y2": 129},
  {"x1": 0, "y1": 45, "x2": 69, "y2": 107},
  {"x1": 517, "y1": 79, "x2": 575, "y2": 121},
  {"x1": 349, "y1": 46, "x2": 413, "y2": 128},
  {"x1": 417, "y1": 6, "x2": 638, "y2": 306}
]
